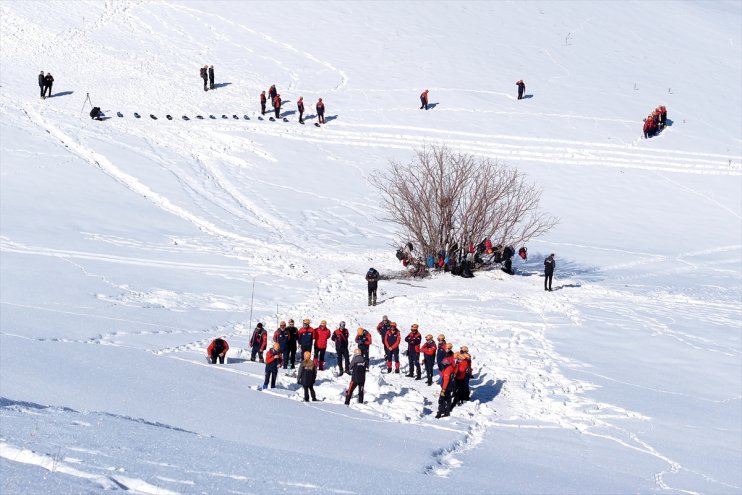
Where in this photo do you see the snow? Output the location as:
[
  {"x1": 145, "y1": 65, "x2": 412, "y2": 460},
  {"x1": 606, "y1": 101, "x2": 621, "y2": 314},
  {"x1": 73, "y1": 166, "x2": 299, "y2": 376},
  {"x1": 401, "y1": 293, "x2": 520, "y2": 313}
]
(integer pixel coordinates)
[{"x1": 1, "y1": 1, "x2": 741, "y2": 493}]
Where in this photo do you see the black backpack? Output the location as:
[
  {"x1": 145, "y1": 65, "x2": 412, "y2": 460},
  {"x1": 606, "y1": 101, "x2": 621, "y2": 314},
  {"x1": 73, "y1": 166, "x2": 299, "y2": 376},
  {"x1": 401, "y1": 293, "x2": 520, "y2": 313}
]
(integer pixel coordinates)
[
  {"x1": 395, "y1": 249, "x2": 404, "y2": 260},
  {"x1": 89, "y1": 107, "x2": 101, "y2": 119},
  {"x1": 213, "y1": 339, "x2": 225, "y2": 353}
]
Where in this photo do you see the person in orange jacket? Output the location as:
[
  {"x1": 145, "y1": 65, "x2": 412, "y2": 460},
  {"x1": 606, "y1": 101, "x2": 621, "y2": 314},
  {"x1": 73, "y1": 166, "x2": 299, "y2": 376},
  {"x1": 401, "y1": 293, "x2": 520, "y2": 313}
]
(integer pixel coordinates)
[
  {"x1": 298, "y1": 319, "x2": 315, "y2": 357},
  {"x1": 261, "y1": 342, "x2": 282, "y2": 389},
  {"x1": 314, "y1": 320, "x2": 331, "y2": 370},
  {"x1": 383, "y1": 323, "x2": 402, "y2": 373},
  {"x1": 297, "y1": 96, "x2": 305, "y2": 124},
  {"x1": 249, "y1": 323, "x2": 268, "y2": 362},
  {"x1": 421, "y1": 334, "x2": 437, "y2": 385},
  {"x1": 452, "y1": 347, "x2": 472, "y2": 407},
  {"x1": 207, "y1": 337, "x2": 229, "y2": 364},
  {"x1": 260, "y1": 91, "x2": 267, "y2": 115},
  {"x1": 420, "y1": 89, "x2": 429, "y2": 110},
  {"x1": 516, "y1": 80, "x2": 526, "y2": 100},
  {"x1": 316, "y1": 98, "x2": 325, "y2": 124},
  {"x1": 436, "y1": 356, "x2": 456, "y2": 418}
]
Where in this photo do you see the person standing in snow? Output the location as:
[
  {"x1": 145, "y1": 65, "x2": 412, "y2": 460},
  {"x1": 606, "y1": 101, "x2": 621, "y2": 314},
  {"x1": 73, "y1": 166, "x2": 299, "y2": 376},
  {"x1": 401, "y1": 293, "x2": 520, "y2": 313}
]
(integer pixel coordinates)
[
  {"x1": 297, "y1": 351, "x2": 318, "y2": 401},
  {"x1": 43, "y1": 73, "x2": 54, "y2": 98},
  {"x1": 200, "y1": 65, "x2": 208, "y2": 91},
  {"x1": 298, "y1": 319, "x2": 315, "y2": 358},
  {"x1": 316, "y1": 98, "x2": 325, "y2": 124},
  {"x1": 208, "y1": 65, "x2": 215, "y2": 90},
  {"x1": 286, "y1": 318, "x2": 299, "y2": 369},
  {"x1": 516, "y1": 80, "x2": 526, "y2": 100},
  {"x1": 268, "y1": 84, "x2": 277, "y2": 105},
  {"x1": 544, "y1": 253, "x2": 555, "y2": 291},
  {"x1": 345, "y1": 348, "x2": 367, "y2": 405},
  {"x1": 260, "y1": 91, "x2": 267, "y2": 115},
  {"x1": 421, "y1": 334, "x2": 437, "y2": 385},
  {"x1": 365, "y1": 267, "x2": 379, "y2": 306},
  {"x1": 404, "y1": 324, "x2": 422, "y2": 380},
  {"x1": 420, "y1": 89, "x2": 429, "y2": 110},
  {"x1": 436, "y1": 334, "x2": 447, "y2": 371},
  {"x1": 377, "y1": 315, "x2": 392, "y2": 347},
  {"x1": 273, "y1": 321, "x2": 292, "y2": 369},
  {"x1": 262, "y1": 342, "x2": 282, "y2": 389},
  {"x1": 332, "y1": 321, "x2": 350, "y2": 375},
  {"x1": 314, "y1": 320, "x2": 331, "y2": 370},
  {"x1": 297, "y1": 96, "x2": 305, "y2": 124},
  {"x1": 273, "y1": 93, "x2": 281, "y2": 119},
  {"x1": 249, "y1": 322, "x2": 268, "y2": 362},
  {"x1": 38, "y1": 71, "x2": 45, "y2": 98},
  {"x1": 384, "y1": 322, "x2": 402, "y2": 374},
  {"x1": 206, "y1": 337, "x2": 229, "y2": 364},
  {"x1": 436, "y1": 356, "x2": 456, "y2": 418},
  {"x1": 452, "y1": 347, "x2": 472, "y2": 407},
  {"x1": 355, "y1": 327, "x2": 372, "y2": 370}
]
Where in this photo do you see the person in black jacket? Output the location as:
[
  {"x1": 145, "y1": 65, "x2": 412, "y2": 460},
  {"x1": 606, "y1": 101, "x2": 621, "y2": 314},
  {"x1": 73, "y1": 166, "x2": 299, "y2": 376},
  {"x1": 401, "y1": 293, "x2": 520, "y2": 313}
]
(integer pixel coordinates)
[
  {"x1": 297, "y1": 351, "x2": 318, "y2": 401},
  {"x1": 200, "y1": 65, "x2": 208, "y2": 91},
  {"x1": 345, "y1": 348, "x2": 366, "y2": 405},
  {"x1": 38, "y1": 71, "x2": 45, "y2": 98},
  {"x1": 260, "y1": 91, "x2": 267, "y2": 115},
  {"x1": 286, "y1": 319, "x2": 299, "y2": 369},
  {"x1": 365, "y1": 267, "x2": 379, "y2": 306},
  {"x1": 43, "y1": 73, "x2": 54, "y2": 98},
  {"x1": 516, "y1": 80, "x2": 526, "y2": 100},
  {"x1": 544, "y1": 253, "x2": 555, "y2": 291},
  {"x1": 331, "y1": 321, "x2": 350, "y2": 375},
  {"x1": 208, "y1": 65, "x2": 215, "y2": 90},
  {"x1": 274, "y1": 321, "x2": 291, "y2": 369}
]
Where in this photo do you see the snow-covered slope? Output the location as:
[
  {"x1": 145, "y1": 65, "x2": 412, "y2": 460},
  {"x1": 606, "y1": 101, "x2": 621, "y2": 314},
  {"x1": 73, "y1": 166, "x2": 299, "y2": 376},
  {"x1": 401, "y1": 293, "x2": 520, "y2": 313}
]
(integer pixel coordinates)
[{"x1": 1, "y1": 1, "x2": 741, "y2": 493}]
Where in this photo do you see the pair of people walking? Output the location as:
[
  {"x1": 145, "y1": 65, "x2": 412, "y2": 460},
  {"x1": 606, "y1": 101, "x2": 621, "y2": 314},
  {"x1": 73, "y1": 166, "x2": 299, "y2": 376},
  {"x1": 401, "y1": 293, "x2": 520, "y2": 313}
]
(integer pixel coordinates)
[{"x1": 38, "y1": 71, "x2": 54, "y2": 98}]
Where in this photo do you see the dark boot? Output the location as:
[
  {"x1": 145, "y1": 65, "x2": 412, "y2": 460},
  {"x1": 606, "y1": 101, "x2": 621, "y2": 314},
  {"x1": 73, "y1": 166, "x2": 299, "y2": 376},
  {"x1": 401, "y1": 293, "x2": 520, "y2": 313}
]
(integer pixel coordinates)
[{"x1": 387, "y1": 367, "x2": 392, "y2": 373}]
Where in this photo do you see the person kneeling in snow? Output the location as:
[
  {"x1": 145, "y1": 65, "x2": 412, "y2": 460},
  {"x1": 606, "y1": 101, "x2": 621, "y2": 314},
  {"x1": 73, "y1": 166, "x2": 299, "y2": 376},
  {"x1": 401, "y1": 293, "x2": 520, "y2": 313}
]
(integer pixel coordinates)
[
  {"x1": 345, "y1": 348, "x2": 367, "y2": 405},
  {"x1": 207, "y1": 337, "x2": 229, "y2": 364},
  {"x1": 262, "y1": 342, "x2": 282, "y2": 389}
]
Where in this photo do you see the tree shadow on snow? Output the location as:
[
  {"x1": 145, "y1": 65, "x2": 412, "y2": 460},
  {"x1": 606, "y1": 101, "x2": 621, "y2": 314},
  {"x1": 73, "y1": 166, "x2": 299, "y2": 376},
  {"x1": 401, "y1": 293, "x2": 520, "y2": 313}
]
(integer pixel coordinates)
[
  {"x1": 49, "y1": 90, "x2": 74, "y2": 98},
  {"x1": 213, "y1": 82, "x2": 231, "y2": 89},
  {"x1": 471, "y1": 378, "x2": 505, "y2": 403}
]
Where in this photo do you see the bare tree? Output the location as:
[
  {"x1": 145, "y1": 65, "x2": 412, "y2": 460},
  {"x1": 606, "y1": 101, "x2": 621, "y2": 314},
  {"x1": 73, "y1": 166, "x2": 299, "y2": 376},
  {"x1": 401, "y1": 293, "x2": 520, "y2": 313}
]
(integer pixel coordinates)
[{"x1": 370, "y1": 145, "x2": 558, "y2": 258}]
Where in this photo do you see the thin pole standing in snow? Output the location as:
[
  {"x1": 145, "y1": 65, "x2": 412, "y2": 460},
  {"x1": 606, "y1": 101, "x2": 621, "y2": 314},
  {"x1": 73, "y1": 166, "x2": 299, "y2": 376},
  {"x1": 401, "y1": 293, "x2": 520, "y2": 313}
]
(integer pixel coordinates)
[{"x1": 249, "y1": 277, "x2": 255, "y2": 331}]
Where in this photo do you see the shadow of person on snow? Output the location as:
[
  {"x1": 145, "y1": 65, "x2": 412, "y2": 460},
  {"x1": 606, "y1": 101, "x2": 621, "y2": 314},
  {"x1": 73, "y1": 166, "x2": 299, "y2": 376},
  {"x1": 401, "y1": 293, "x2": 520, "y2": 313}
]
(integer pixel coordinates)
[
  {"x1": 281, "y1": 110, "x2": 296, "y2": 117},
  {"x1": 325, "y1": 115, "x2": 338, "y2": 122},
  {"x1": 49, "y1": 90, "x2": 74, "y2": 98},
  {"x1": 212, "y1": 82, "x2": 231, "y2": 89},
  {"x1": 471, "y1": 378, "x2": 505, "y2": 403},
  {"x1": 426, "y1": 102, "x2": 439, "y2": 109},
  {"x1": 522, "y1": 94, "x2": 534, "y2": 99}
]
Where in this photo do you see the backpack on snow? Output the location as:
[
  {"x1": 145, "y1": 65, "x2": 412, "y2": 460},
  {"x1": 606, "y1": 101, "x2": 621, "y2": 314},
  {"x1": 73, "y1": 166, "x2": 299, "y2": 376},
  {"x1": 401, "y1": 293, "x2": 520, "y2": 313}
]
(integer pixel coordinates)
[{"x1": 89, "y1": 107, "x2": 101, "y2": 120}]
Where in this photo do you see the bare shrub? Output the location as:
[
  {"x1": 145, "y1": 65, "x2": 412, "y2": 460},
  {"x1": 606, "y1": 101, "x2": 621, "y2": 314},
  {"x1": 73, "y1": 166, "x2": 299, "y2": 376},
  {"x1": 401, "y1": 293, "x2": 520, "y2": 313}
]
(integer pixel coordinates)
[{"x1": 370, "y1": 145, "x2": 558, "y2": 257}]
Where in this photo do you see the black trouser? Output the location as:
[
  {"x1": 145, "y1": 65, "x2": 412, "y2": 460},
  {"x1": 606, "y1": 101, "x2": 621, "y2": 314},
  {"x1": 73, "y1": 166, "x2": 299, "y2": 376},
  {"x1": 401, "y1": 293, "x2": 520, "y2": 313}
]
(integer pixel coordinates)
[
  {"x1": 367, "y1": 285, "x2": 377, "y2": 305},
  {"x1": 318, "y1": 112, "x2": 325, "y2": 124},
  {"x1": 250, "y1": 345, "x2": 264, "y2": 361},
  {"x1": 261, "y1": 102, "x2": 266, "y2": 115},
  {"x1": 453, "y1": 376, "x2": 470, "y2": 404},
  {"x1": 210, "y1": 351, "x2": 225, "y2": 364},
  {"x1": 44, "y1": 84, "x2": 52, "y2": 97},
  {"x1": 303, "y1": 385, "x2": 316, "y2": 401},
  {"x1": 345, "y1": 380, "x2": 364, "y2": 404},
  {"x1": 518, "y1": 87, "x2": 524, "y2": 99},
  {"x1": 437, "y1": 388, "x2": 453, "y2": 417},
  {"x1": 314, "y1": 347, "x2": 326, "y2": 365},
  {"x1": 420, "y1": 96, "x2": 427, "y2": 109},
  {"x1": 360, "y1": 348, "x2": 369, "y2": 370},
  {"x1": 423, "y1": 355, "x2": 435, "y2": 382},
  {"x1": 544, "y1": 273, "x2": 553, "y2": 291},
  {"x1": 274, "y1": 106, "x2": 280, "y2": 118},
  {"x1": 209, "y1": 76, "x2": 214, "y2": 89},
  {"x1": 408, "y1": 351, "x2": 421, "y2": 377},
  {"x1": 336, "y1": 348, "x2": 349, "y2": 373},
  {"x1": 385, "y1": 348, "x2": 399, "y2": 370},
  {"x1": 202, "y1": 78, "x2": 208, "y2": 91},
  {"x1": 281, "y1": 347, "x2": 290, "y2": 369},
  {"x1": 39, "y1": 84, "x2": 44, "y2": 97},
  {"x1": 288, "y1": 342, "x2": 297, "y2": 367},
  {"x1": 263, "y1": 369, "x2": 277, "y2": 388},
  {"x1": 299, "y1": 109, "x2": 303, "y2": 123}
]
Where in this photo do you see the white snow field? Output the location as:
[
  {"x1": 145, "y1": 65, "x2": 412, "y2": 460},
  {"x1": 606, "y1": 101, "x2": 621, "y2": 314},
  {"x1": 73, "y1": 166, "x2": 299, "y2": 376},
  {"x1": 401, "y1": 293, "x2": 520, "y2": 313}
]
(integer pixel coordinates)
[{"x1": 1, "y1": 1, "x2": 741, "y2": 493}]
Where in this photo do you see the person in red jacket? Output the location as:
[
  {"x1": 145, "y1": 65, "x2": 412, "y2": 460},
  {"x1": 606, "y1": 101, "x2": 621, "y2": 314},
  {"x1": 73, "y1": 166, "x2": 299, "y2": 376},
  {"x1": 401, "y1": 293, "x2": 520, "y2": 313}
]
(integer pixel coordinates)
[
  {"x1": 297, "y1": 96, "x2": 305, "y2": 124},
  {"x1": 314, "y1": 320, "x2": 331, "y2": 370},
  {"x1": 316, "y1": 98, "x2": 325, "y2": 124},
  {"x1": 420, "y1": 89, "x2": 429, "y2": 110},
  {"x1": 484, "y1": 238, "x2": 493, "y2": 254},
  {"x1": 260, "y1": 91, "x2": 267, "y2": 115},
  {"x1": 658, "y1": 105, "x2": 668, "y2": 128},
  {"x1": 273, "y1": 94, "x2": 281, "y2": 119},
  {"x1": 421, "y1": 334, "x2": 437, "y2": 385},
  {"x1": 436, "y1": 334, "x2": 447, "y2": 371},
  {"x1": 404, "y1": 324, "x2": 422, "y2": 380},
  {"x1": 452, "y1": 347, "x2": 472, "y2": 407},
  {"x1": 436, "y1": 357, "x2": 456, "y2": 418},
  {"x1": 383, "y1": 323, "x2": 402, "y2": 374},
  {"x1": 207, "y1": 337, "x2": 229, "y2": 364},
  {"x1": 332, "y1": 321, "x2": 350, "y2": 375},
  {"x1": 298, "y1": 319, "x2": 315, "y2": 357},
  {"x1": 249, "y1": 323, "x2": 267, "y2": 362},
  {"x1": 261, "y1": 342, "x2": 282, "y2": 389}
]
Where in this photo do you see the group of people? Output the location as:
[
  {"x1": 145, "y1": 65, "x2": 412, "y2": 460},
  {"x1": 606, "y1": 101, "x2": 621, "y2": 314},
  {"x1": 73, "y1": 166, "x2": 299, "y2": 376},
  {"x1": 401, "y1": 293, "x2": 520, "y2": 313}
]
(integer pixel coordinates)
[
  {"x1": 37, "y1": 71, "x2": 54, "y2": 99},
  {"x1": 207, "y1": 315, "x2": 474, "y2": 418},
  {"x1": 643, "y1": 104, "x2": 668, "y2": 138},
  {"x1": 199, "y1": 65, "x2": 216, "y2": 91},
  {"x1": 260, "y1": 84, "x2": 325, "y2": 124}
]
